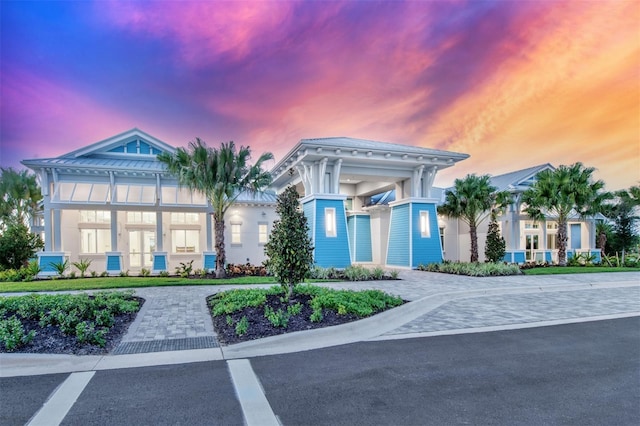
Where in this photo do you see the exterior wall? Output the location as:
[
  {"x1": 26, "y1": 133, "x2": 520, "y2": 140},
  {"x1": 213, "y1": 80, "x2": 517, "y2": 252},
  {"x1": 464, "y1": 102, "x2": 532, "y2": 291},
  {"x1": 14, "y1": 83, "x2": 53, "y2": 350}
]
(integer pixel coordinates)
[
  {"x1": 54, "y1": 205, "x2": 276, "y2": 275},
  {"x1": 224, "y1": 205, "x2": 278, "y2": 266},
  {"x1": 386, "y1": 203, "x2": 410, "y2": 267},
  {"x1": 386, "y1": 200, "x2": 442, "y2": 268},
  {"x1": 411, "y1": 203, "x2": 443, "y2": 267},
  {"x1": 347, "y1": 213, "x2": 373, "y2": 263},
  {"x1": 302, "y1": 196, "x2": 351, "y2": 268}
]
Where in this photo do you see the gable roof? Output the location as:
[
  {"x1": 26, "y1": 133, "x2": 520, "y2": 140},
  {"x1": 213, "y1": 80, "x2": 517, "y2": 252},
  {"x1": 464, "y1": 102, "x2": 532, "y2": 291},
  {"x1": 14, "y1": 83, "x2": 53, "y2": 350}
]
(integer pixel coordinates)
[
  {"x1": 22, "y1": 128, "x2": 176, "y2": 173},
  {"x1": 489, "y1": 163, "x2": 554, "y2": 192}
]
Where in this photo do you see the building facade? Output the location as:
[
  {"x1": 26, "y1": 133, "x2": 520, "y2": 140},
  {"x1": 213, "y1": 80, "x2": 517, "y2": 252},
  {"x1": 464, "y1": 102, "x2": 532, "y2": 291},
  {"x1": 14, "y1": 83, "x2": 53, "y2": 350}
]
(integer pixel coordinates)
[{"x1": 22, "y1": 129, "x2": 602, "y2": 275}]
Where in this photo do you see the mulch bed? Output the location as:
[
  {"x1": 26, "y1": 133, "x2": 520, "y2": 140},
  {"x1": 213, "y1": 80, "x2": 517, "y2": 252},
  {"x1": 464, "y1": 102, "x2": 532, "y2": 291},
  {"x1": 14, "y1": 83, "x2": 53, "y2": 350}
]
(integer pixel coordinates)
[
  {"x1": 210, "y1": 293, "x2": 362, "y2": 345},
  {"x1": 0, "y1": 297, "x2": 144, "y2": 355}
]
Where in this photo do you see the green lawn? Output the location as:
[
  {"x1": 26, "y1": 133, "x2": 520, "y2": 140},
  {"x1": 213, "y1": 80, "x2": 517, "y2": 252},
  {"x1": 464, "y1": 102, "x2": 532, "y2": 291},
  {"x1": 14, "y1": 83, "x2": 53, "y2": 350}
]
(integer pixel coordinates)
[
  {"x1": 521, "y1": 266, "x2": 640, "y2": 275},
  {"x1": 0, "y1": 276, "x2": 279, "y2": 293}
]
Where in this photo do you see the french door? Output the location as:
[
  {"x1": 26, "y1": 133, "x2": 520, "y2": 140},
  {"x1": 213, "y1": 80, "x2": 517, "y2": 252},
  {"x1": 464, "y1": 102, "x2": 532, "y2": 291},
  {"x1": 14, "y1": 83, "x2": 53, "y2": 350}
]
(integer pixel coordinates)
[
  {"x1": 525, "y1": 234, "x2": 539, "y2": 261},
  {"x1": 129, "y1": 230, "x2": 155, "y2": 268}
]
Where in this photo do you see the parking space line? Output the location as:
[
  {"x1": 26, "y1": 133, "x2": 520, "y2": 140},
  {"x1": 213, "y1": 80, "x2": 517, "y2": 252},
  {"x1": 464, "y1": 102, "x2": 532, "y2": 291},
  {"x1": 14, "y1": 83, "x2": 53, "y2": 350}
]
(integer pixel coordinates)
[
  {"x1": 227, "y1": 359, "x2": 280, "y2": 426},
  {"x1": 27, "y1": 371, "x2": 94, "y2": 426}
]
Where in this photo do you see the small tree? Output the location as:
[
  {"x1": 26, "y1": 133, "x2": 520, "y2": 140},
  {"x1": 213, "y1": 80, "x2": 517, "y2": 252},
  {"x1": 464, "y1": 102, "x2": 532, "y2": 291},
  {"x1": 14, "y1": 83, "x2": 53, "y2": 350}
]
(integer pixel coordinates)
[
  {"x1": 0, "y1": 223, "x2": 44, "y2": 270},
  {"x1": 264, "y1": 186, "x2": 314, "y2": 301},
  {"x1": 484, "y1": 213, "x2": 506, "y2": 263}
]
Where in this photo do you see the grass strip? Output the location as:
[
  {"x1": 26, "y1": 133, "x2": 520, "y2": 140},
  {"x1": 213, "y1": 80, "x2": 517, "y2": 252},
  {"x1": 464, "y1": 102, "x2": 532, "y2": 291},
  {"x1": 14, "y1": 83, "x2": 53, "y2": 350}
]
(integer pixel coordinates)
[{"x1": 521, "y1": 266, "x2": 640, "y2": 275}]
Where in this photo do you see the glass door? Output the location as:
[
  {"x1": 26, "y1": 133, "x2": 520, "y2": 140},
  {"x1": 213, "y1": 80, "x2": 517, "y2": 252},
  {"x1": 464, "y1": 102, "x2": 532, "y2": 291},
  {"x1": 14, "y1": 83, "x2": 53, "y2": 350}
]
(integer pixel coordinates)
[
  {"x1": 525, "y1": 234, "x2": 539, "y2": 261},
  {"x1": 129, "y1": 230, "x2": 156, "y2": 268}
]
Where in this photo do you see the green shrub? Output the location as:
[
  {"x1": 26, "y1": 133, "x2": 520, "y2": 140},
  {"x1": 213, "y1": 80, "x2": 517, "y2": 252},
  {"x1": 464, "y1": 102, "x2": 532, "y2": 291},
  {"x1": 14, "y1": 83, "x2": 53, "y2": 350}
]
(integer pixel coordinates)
[
  {"x1": 343, "y1": 265, "x2": 371, "y2": 281},
  {"x1": 263, "y1": 186, "x2": 314, "y2": 301},
  {"x1": 235, "y1": 316, "x2": 249, "y2": 336},
  {"x1": 208, "y1": 287, "x2": 279, "y2": 316},
  {"x1": 0, "y1": 291, "x2": 139, "y2": 349},
  {"x1": 175, "y1": 260, "x2": 194, "y2": 278},
  {"x1": 371, "y1": 267, "x2": 385, "y2": 280},
  {"x1": 0, "y1": 316, "x2": 35, "y2": 351},
  {"x1": 419, "y1": 261, "x2": 520, "y2": 276},
  {"x1": 50, "y1": 260, "x2": 70, "y2": 278},
  {"x1": 264, "y1": 306, "x2": 289, "y2": 328},
  {"x1": 72, "y1": 258, "x2": 92, "y2": 278},
  {"x1": 159, "y1": 270, "x2": 169, "y2": 277},
  {"x1": 139, "y1": 268, "x2": 151, "y2": 277}
]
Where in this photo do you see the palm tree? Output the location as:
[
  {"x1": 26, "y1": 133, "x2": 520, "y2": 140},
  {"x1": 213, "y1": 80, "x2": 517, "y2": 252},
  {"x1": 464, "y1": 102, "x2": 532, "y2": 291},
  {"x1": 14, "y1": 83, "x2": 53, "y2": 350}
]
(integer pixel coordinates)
[
  {"x1": 158, "y1": 139, "x2": 273, "y2": 277},
  {"x1": 522, "y1": 163, "x2": 606, "y2": 266},
  {"x1": 0, "y1": 167, "x2": 42, "y2": 229},
  {"x1": 438, "y1": 174, "x2": 511, "y2": 262}
]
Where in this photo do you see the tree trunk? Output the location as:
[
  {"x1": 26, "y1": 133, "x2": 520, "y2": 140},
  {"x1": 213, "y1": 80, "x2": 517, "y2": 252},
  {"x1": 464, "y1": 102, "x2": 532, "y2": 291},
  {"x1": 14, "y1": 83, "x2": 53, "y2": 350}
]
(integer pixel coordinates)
[
  {"x1": 470, "y1": 222, "x2": 479, "y2": 263},
  {"x1": 214, "y1": 215, "x2": 227, "y2": 278},
  {"x1": 597, "y1": 231, "x2": 607, "y2": 255},
  {"x1": 557, "y1": 219, "x2": 568, "y2": 266}
]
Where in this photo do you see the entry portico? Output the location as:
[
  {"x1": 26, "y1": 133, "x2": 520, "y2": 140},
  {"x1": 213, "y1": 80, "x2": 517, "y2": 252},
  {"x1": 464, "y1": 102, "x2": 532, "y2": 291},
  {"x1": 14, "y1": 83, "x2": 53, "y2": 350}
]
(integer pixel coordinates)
[{"x1": 270, "y1": 137, "x2": 469, "y2": 268}]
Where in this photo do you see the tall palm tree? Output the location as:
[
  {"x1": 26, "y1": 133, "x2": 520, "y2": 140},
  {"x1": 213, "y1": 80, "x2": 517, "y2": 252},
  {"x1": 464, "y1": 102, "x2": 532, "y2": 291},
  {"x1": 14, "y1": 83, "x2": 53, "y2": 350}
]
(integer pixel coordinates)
[
  {"x1": 158, "y1": 139, "x2": 273, "y2": 277},
  {"x1": 0, "y1": 167, "x2": 42, "y2": 229},
  {"x1": 438, "y1": 174, "x2": 511, "y2": 262},
  {"x1": 522, "y1": 163, "x2": 606, "y2": 266}
]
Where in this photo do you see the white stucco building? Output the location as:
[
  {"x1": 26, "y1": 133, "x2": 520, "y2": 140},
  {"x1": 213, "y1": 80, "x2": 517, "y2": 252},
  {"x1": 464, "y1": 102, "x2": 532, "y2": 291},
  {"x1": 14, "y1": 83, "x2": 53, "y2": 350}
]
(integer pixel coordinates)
[{"x1": 22, "y1": 129, "x2": 602, "y2": 275}]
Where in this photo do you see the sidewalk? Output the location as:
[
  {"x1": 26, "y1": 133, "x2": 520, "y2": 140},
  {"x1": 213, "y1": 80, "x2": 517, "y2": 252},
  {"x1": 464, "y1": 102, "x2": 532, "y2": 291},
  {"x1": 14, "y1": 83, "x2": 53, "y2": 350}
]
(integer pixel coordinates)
[{"x1": 1, "y1": 271, "x2": 639, "y2": 377}]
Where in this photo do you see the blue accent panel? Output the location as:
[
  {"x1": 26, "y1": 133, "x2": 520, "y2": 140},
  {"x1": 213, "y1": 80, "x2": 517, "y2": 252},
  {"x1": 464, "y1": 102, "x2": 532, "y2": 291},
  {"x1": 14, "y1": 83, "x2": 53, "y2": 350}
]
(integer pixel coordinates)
[
  {"x1": 313, "y1": 199, "x2": 351, "y2": 268},
  {"x1": 106, "y1": 255, "x2": 121, "y2": 271},
  {"x1": 153, "y1": 254, "x2": 167, "y2": 271},
  {"x1": 411, "y1": 203, "x2": 442, "y2": 267},
  {"x1": 354, "y1": 215, "x2": 372, "y2": 262},
  {"x1": 126, "y1": 141, "x2": 137, "y2": 153},
  {"x1": 151, "y1": 147, "x2": 161, "y2": 155},
  {"x1": 139, "y1": 142, "x2": 151, "y2": 154},
  {"x1": 387, "y1": 204, "x2": 410, "y2": 267},
  {"x1": 204, "y1": 254, "x2": 216, "y2": 270},
  {"x1": 40, "y1": 255, "x2": 63, "y2": 273},
  {"x1": 514, "y1": 252, "x2": 526, "y2": 263},
  {"x1": 302, "y1": 200, "x2": 315, "y2": 242},
  {"x1": 570, "y1": 224, "x2": 581, "y2": 249},
  {"x1": 109, "y1": 146, "x2": 125, "y2": 153},
  {"x1": 544, "y1": 251, "x2": 553, "y2": 262},
  {"x1": 591, "y1": 250, "x2": 602, "y2": 263}
]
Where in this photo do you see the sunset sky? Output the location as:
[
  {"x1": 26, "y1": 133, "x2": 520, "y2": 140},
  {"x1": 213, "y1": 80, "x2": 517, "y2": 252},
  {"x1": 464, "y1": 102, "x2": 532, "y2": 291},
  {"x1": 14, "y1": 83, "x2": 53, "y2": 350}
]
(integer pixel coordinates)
[{"x1": 1, "y1": 0, "x2": 638, "y2": 190}]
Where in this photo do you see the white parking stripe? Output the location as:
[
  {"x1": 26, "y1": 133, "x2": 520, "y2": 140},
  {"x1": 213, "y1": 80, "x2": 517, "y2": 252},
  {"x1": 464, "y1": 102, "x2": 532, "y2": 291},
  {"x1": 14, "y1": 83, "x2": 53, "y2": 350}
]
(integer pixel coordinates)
[
  {"x1": 227, "y1": 359, "x2": 280, "y2": 426},
  {"x1": 27, "y1": 371, "x2": 95, "y2": 426}
]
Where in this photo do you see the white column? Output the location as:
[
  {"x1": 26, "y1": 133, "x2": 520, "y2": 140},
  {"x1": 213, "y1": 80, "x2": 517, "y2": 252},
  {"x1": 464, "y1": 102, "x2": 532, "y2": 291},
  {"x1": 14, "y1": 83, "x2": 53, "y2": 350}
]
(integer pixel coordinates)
[
  {"x1": 43, "y1": 206, "x2": 52, "y2": 251},
  {"x1": 206, "y1": 212, "x2": 213, "y2": 251},
  {"x1": 110, "y1": 210, "x2": 118, "y2": 251},
  {"x1": 156, "y1": 211, "x2": 163, "y2": 251},
  {"x1": 53, "y1": 209, "x2": 61, "y2": 251}
]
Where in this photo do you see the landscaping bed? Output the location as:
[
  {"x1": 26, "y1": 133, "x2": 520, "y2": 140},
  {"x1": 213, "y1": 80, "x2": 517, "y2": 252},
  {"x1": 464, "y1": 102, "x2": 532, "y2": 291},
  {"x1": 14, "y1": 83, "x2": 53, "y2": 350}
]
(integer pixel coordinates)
[
  {"x1": 0, "y1": 291, "x2": 142, "y2": 355},
  {"x1": 208, "y1": 284, "x2": 404, "y2": 345}
]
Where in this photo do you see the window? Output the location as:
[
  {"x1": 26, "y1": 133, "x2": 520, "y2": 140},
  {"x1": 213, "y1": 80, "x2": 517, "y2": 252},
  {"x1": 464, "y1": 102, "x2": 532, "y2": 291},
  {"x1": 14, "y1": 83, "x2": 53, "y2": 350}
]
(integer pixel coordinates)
[
  {"x1": 127, "y1": 212, "x2": 156, "y2": 224},
  {"x1": 172, "y1": 229, "x2": 199, "y2": 253},
  {"x1": 54, "y1": 183, "x2": 110, "y2": 203},
  {"x1": 161, "y1": 186, "x2": 207, "y2": 206},
  {"x1": 547, "y1": 234, "x2": 557, "y2": 250},
  {"x1": 80, "y1": 229, "x2": 111, "y2": 254},
  {"x1": 231, "y1": 223, "x2": 242, "y2": 244},
  {"x1": 115, "y1": 184, "x2": 155, "y2": 204},
  {"x1": 420, "y1": 211, "x2": 430, "y2": 238},
  {"x1": 258, "y1": 223, "x2": 268, "y2": 244},
  {"x1": 524, "y1": 221, "x2": 540, "y2": 229},
  {"x1": 325, "y1": 208, "x2": 336, "y2": 237},
  {"x1": 170, "y1": 212, "x2": 200, "y2": 224},
  {"x1": 547, "y1": 221, "x2": 559, "y2": 229},
  {"x1": 80, "y1": 210, "x2": 110, "y2": 223},
  {"x1": 439, "y1": 226, "x2": 445, "y2": 251}
]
